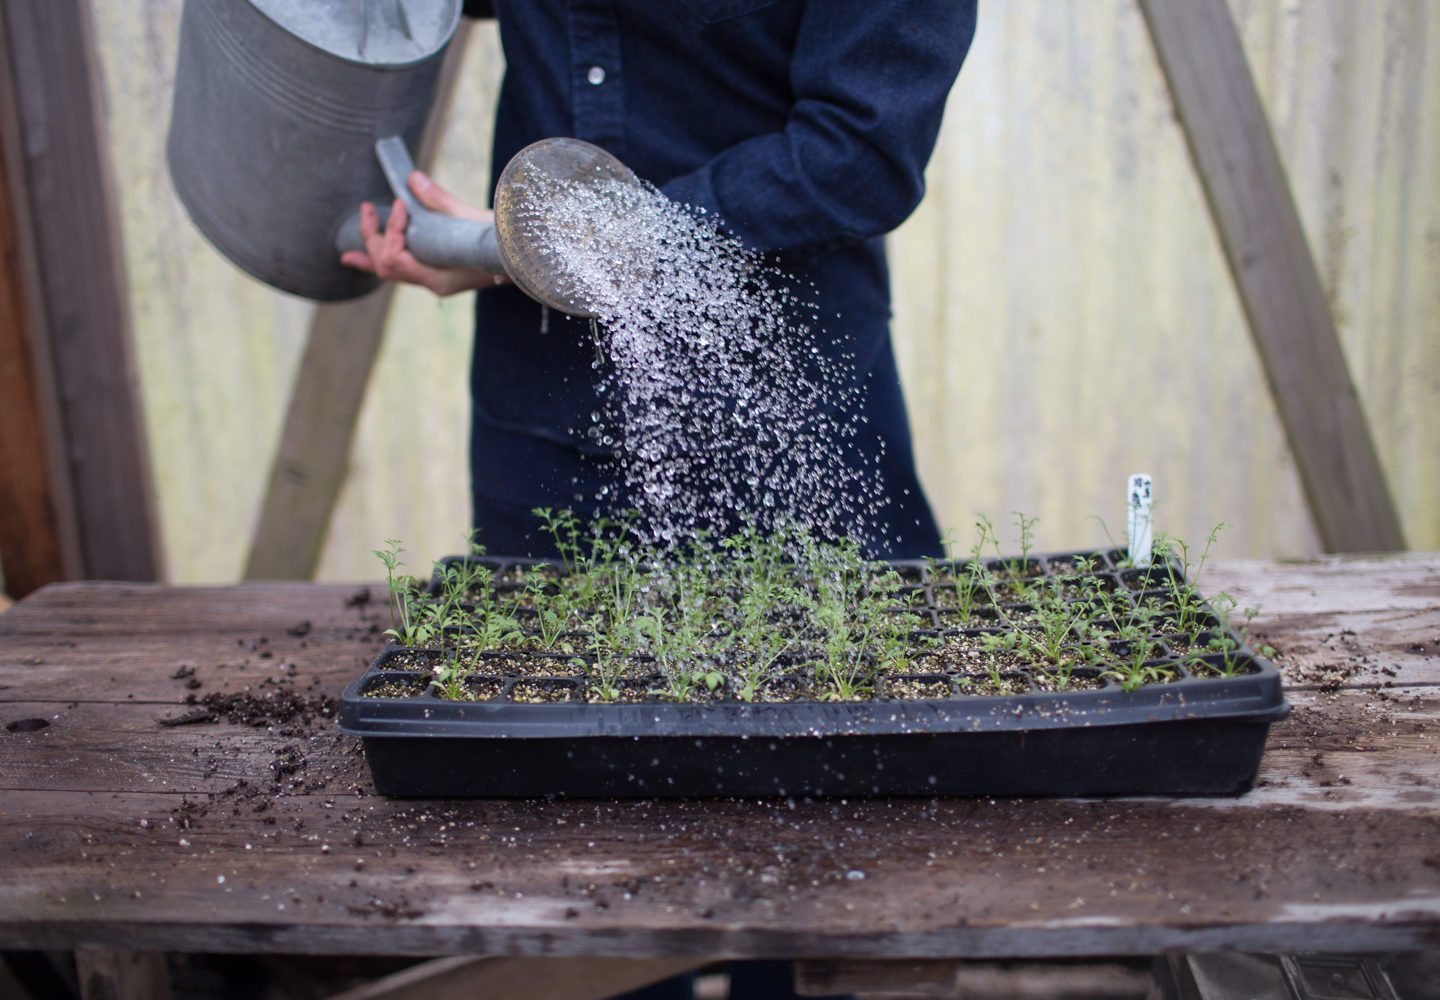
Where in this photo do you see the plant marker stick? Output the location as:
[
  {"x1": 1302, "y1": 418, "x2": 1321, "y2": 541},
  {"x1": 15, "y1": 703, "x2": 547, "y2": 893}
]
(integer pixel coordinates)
[{"x1": 1128, "y1": 474, "x2": 1153, "y2": 568}]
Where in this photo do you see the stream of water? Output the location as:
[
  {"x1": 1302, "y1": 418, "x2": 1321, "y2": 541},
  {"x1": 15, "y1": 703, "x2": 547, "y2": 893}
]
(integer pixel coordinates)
[{"x1": 516, "y1": 174, "x2": 889, "y2": 550}]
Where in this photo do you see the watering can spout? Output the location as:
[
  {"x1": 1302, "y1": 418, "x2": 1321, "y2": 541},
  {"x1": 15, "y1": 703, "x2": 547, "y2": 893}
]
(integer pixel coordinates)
[{"x1": 337, "y1": 134, "x2": 643, "y2": 319}]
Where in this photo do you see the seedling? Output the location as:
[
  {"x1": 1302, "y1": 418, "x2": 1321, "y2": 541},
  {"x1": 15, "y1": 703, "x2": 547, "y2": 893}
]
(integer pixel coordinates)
[
  {"x1": 1104, "y1": 639, "x2": 1173, "y2": 692},
  {"x1": 432, "y1": 647, "x2": 469, "y2": 701},
  {"x1": 979, "y1": 512, "x2": 1041, "y2": 584},
  {"x1": 367, "y1": 510, "x2": 1268, "y2": 707},
  {"x1": 1192, "y1": 605, "x2": 1275, "y2": 678},
  {"x1": 373, "y1": 539, "x2": 426, "y2": 645}
]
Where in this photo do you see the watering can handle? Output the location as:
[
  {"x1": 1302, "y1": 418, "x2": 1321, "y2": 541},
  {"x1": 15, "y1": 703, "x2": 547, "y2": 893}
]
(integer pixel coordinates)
[
  {"x1": 374, "y1": 135, "x2": 422, "y2": 216},
  {"x1": 334, "y1": 136, "x2": 506, "y2": 275}
]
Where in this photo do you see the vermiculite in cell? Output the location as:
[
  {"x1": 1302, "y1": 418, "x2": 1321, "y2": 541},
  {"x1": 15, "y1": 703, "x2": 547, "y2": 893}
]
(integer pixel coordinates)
[{"x1": 512, "y1": 173, "x2": 889, "y2": 549}]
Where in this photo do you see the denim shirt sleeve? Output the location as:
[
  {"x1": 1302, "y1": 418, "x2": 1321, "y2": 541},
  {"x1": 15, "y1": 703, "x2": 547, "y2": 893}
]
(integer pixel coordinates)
[{"x1": 660, "y1": 1, "x2": 977, "y2": 254}]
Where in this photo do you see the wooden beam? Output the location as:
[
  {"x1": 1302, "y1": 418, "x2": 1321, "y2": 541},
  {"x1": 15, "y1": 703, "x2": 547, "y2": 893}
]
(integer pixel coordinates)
[
  {"x1": 75, "y1": 949, "x2": 171, "y2": 1000},
  {"x1": 0, "y1": 61, "x2": 74, "y2": 598},
  {"x1": 1137, "y1": 0, "x2": 1405, "y2": 553},
  {"x1": 0, "y1": 955, "x2": 27, "y2": 999},
  {"x1": 321, "y1": 956, "x2": 706, "y2": 1000},
  {"x1": 244, "y1": 23, "x2": 473, "y2": 581},
  {"x1": 0, "y1": 0, "x2": 161, "y2": 580},
  {"x1": 243, "y1": 291, "x2": 395, "y2": 580},
  {"x1": 795, "y1": 958, "x2": 1154, "y2": 998}
]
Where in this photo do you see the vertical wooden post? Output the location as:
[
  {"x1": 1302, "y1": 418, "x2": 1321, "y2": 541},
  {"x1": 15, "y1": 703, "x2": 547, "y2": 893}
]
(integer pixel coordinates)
[
  {"x1": 0, "y1": 66, "x2": 77, "y2": 597},
  {"x1": 0, "y1": 0, "x2": 161, "y2": 581},
  {"x1": 244, "y1": 23, "x2": 473, "y2": 580},
  {"x1": 76, "y1": 949, "x2": 171, "y2": 1000},
  {"x1": 1138, "y1": 0, "x2": 1405, "y2": 553},
  {"x1": 319, "y1": 956, "x2": 707, "y2": 1000}
]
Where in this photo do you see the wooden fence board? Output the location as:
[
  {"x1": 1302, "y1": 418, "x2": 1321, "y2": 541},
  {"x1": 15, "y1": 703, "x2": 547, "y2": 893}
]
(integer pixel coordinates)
[
  {"x1": 0, "y1": 99, "x2": 70, "y2": 598},
  {"x1": 1138, "y1": 0, "x2": 1405, "y2": 553},
  {"x1": 0, "y1": 0, "x2": 159, "y2": 581}
]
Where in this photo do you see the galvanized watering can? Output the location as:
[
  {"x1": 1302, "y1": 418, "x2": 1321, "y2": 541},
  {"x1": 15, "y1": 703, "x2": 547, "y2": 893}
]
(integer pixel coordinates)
[{"x1": 168, "y1": 0, "x2": 637, "y2": 316}]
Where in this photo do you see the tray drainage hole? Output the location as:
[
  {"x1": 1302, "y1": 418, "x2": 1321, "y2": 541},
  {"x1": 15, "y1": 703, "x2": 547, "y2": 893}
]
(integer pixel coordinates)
[{"x1": 7, "y1": 718, "x2": 50, "y2": 733}]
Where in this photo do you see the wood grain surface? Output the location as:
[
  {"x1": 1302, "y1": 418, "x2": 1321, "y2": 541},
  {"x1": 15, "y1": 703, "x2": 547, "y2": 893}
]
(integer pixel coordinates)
[
  {"x1": 0, "y1": 556, "x2": 1436, "y2": 958},
  {"x1": 1138, "y1": 0, "x2": 1405, "y2": 551},
  {"x1": 0, "y1": 0, "x2": 160, "y2": 582}
]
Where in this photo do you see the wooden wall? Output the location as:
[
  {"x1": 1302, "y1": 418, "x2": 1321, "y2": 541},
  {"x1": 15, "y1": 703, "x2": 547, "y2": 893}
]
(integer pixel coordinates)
[
  {"x1": 891, "y1": 0, "x2": 1438, "y2": 558},
  {"x1": 86, "y1": 1, "x2": 1437, "y2": 582}
]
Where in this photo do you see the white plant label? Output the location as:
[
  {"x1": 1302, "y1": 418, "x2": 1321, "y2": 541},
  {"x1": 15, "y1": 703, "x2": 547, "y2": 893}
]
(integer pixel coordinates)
[{"x1": 1128, "y1": 473, "x2": 1153, "y2": 568}]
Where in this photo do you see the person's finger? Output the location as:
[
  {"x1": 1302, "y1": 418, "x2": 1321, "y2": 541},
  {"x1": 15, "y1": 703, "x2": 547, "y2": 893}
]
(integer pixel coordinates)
[
  {"x1": 340, "y1": 250, "x2": 376, "y2": 273},
  {"x1": 359, "y1": 201, "x2": 379, "y2": 240},
  {"x1": 351, "y1": 193, "x2": 500, "y2": 294},
  {"x1": 409, "y1": 171, "x2": 460, "y2": 215},
  {"x1": 383, "y1": 198, "x2": 409, "y2": 258},
  {"x1": 408, "y1": 171, "x2": 493, "y2": 223},
  {"x1": 360, "y1": 202, "x2": 388, "y2": 265},
  {"x1": 378, "y1": 244, "x2": 453, "y2": 293}
]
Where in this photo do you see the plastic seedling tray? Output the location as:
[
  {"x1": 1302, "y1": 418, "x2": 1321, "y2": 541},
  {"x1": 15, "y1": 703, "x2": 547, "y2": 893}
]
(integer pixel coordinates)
[{"x1": 339, "y1": 549, "x2": 1289, "y2": 799}]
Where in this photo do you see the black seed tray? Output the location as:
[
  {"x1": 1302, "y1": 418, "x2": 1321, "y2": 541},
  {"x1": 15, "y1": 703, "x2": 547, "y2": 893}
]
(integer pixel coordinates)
[{"x1": 341, "y1": 550, "x2": 1290, "y2": 798}]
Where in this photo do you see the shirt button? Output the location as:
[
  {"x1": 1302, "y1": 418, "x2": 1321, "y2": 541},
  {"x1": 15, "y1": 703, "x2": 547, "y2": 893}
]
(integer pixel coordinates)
[{"x1": 586, "y1": 65, "x2": 606, "y2": 86}]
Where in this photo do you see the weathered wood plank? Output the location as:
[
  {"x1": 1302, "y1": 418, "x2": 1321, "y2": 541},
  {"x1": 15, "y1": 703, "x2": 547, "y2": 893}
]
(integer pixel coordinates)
[
  {"x1": 1, "y1": 786, "x2": 1437, "y2": 958},
  {"x1": 1208, "y1": 556, "x2": 1440, "y2": 692},
  {"x1": 244, "y1": 23, "x2": 474, "y2": 582},
  {"x1": 0, "y1": 562, "x2": 1436, "y2": 958},
  {"x1": 0, "y1": 582, "x2": 385, "y2": 704},
  {"x1": 1138, "y1": 0, "x2": 1405, "y2": 553},
  {"x1": 0, "y1": 704, "x2": 364, "y2": 795},
  {"x1": 0, "y1": 54, "x2": 73, "y2": 600},
  {"x1": 0, "y1": 643, "x2": 374, "y2": 706},
  {"x1": 3, "y1": 556, "x2": 1427, "y2": 640},
  {"x1": 1257, "y1": 607, "x2": 1439, "y2": 692},
  {"x1": 0, "y1": 0, "x2": 160, "y2": 580},
  {"x1": 0, "y1": 557, "x2": 1436, "y2": 708},
  {"x1": 1206, "y1": 555, "x2": 1440, "y2": 617},
  {"x1": 793, "y1": 958, "x2": 1152, "y2": 999},
  {"x1": 0, "y1": 686, "x2": 1434, "y2": 810},
  {"x1": 1220, "y1": 686, "x2": 1438, "y2": 813},
  {"x1": 75, "y1": 949, "x2": 170, "y2": 1000},
  {"x1": 321, "y1": 955, "x2": 707, "y2": 1000},
  {"x1": 4, "y1": 558, "x2": 1434, "y2": 705},
  {"x1": 0, "y1": 582, "x2": 385, "y2": 638}
]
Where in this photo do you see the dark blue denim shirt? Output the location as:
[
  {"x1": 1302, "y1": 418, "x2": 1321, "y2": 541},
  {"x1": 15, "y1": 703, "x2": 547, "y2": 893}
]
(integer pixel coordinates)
[{"x1": 464, "y1": 0, "x2": 977, "y2": 558}]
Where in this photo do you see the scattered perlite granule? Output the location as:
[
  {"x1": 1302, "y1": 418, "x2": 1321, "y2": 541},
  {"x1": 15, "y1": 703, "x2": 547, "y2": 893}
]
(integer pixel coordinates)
[{"x1": 512, "y1": 173, "x2": 890, "y2": 550}]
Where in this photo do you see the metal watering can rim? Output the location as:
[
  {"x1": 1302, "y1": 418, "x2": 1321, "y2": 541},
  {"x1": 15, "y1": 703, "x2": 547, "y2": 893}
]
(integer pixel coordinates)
[{"x1": 248, "y1": 0, "x2": 461, "y2": 69}]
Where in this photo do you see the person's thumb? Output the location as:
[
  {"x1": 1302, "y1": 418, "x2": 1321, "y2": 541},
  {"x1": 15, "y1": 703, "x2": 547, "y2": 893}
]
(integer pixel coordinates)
[{"x1": 408, "y1": 170, "x2": 489, "y2": 221}]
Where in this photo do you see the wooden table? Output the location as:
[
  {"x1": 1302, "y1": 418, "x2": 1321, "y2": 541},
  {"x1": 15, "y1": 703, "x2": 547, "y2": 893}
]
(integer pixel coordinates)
[{"x1": 2, "y1": 556, "x2": 1438, "y2": 997}]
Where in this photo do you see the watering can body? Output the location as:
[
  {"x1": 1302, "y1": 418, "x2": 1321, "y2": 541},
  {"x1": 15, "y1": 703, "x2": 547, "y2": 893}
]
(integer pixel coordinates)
[{"x1": 167, "y1": 0, "x2": 461, "y2": 301}]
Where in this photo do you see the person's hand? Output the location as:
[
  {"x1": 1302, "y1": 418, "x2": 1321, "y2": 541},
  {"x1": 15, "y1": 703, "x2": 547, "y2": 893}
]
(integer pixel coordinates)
[{"x1": 340, "y1": 170, "x2": 507, "y2": 297}]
